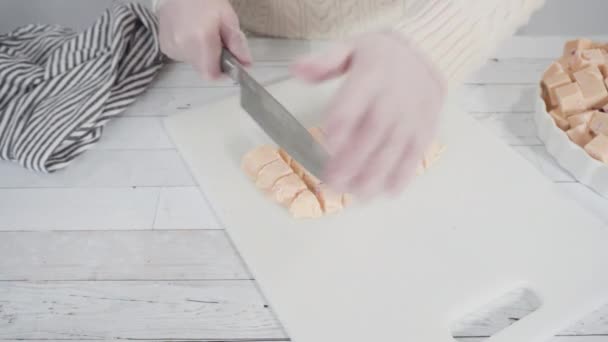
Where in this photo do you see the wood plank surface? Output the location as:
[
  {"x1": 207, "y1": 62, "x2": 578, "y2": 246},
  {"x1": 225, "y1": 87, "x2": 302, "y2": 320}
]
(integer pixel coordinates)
[
  {"x1": 0, "y1": 281, "x2": 607, "y2": 340},
  {"x1": 0, "y1": 188, "x2": 158, "y2": 231},
  {"x1": 0, "y1": 187, "x2": 226, "y2": 231},
  {"x1": 0, "y1": 281, "x2": 284, "y2": 340},
  {"x1": 153, "y1": 187, "x2": 222, "y2": 230},
  {"x1": 0, "y1": 150, "x2": 193, "y2": 188},
  {"x1": 0, "y1": 230, "x2": 246, "y2": 281},
  {"x1": 0, "y1": 36, "x2": 607, "y2": 341},
  {"x1": 95, "y1": 117, "x2": 174, "y2": 150}
]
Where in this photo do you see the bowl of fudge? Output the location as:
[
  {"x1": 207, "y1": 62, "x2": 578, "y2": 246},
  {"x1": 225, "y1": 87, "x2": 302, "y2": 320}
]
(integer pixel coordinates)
[{"x1": 535, "y1": 38, "x2": 608, "y2": 198}]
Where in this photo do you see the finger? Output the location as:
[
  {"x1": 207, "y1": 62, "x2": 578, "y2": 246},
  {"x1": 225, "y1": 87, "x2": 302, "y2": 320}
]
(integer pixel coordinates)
[
  {"x1": 384, "y1": 139, "x2": 424, "y2": 195},
  {"x1": 325, "y1": 100, "x2": 397, "y2": 191},
  {"x1": 291, "y1": 44, "x2": 354, "y2": 83},
  {"x1": 348, "y1": 125, "x2": 409, "y2": 197},
  {"x1": 192, "y1": 26, "x2": 223, "y2": 80},
  {"x1": 323, "y1": 68, "x2": 379, "y2": 147},
  {"x1": 220, "y1": 21, "x2": 252, "y2": 65}
]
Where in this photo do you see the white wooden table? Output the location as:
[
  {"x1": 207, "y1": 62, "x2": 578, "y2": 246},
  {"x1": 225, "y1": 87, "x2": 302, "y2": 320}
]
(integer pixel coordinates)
[{"x1": 1, "y1": 36, "x2": 607, "y2": 342}]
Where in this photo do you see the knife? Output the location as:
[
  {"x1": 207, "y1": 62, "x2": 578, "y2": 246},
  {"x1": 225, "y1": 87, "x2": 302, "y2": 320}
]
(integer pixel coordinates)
[{"x1": 220, "y1": 49, "x2": 329, "y2": 180}]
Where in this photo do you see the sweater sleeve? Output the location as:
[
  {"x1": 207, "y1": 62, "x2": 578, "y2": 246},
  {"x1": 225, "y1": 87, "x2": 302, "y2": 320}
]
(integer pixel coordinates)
[{"x1": 395, "y1": 0, "x2": 546, "y2": 86}]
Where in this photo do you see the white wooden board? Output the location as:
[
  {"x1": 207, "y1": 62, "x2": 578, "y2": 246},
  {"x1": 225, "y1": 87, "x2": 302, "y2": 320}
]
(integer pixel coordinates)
[{"x1": 165, "y1": 78, "x2": 608, "y2": 342}]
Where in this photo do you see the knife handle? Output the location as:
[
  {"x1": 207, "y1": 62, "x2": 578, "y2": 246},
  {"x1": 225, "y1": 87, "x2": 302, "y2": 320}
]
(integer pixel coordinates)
[{"x1": 220, "y1": 48, "x2": 240, "y2": 82}]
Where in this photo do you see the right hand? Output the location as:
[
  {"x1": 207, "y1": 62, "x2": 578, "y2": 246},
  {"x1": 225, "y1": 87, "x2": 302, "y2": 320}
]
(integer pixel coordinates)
[{"x1": 158, "y1": 0, "x2": 252, "y2": 80}]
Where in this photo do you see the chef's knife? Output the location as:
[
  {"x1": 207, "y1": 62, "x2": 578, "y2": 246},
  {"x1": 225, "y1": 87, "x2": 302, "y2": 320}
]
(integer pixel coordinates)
[{"x1": 220, "y1": 49, "x2": 329, "y2": 180}]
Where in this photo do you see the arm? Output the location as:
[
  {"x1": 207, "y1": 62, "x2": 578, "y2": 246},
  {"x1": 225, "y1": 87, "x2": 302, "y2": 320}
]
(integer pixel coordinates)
[
  {"x1": 395, "y1": 0, "x2": 546, "y2": 85},
  {"x1": 291, "y1": 0, "x2": 547, "y2": 197}
]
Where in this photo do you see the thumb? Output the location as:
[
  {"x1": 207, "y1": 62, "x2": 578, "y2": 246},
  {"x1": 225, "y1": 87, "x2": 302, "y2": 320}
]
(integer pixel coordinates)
[
  {"x1": 220, "y1": 22, "x2": 252, "y2": 65},
  {"x1": 291, "y1": 44, "x2": 353, "y2": 83}
]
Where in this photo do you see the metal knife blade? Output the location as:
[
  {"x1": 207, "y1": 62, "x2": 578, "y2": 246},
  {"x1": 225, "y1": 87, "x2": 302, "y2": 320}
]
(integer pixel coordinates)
[{"x1": 221, "y1": 49, "x2": 329, "y2": 179}]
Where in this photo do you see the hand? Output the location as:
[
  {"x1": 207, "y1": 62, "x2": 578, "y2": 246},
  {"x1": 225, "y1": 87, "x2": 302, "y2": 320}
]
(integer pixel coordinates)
[
  {"x1": 292, "y1": 32, "x2": 446, "y2": 198},
  {"x1": 158, "y1": 0, "x2": 252, "y2": 79}
]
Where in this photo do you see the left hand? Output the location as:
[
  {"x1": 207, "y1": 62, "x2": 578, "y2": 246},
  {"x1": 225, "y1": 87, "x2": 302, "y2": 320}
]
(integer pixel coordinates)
[{"x1": 291, "y1": 32, "x2": 446, "y2": 198}]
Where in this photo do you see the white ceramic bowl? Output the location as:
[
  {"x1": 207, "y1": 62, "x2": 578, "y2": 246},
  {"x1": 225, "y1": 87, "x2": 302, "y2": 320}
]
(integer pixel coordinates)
[{"x1": 534, "y1": 86, "x2": 608, "y2": 198}]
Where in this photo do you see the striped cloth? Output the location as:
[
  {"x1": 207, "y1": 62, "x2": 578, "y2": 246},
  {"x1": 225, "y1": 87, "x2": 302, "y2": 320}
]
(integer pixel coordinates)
[{"x1": 0, "y1": 3, "x2": 164, "y2": 172}]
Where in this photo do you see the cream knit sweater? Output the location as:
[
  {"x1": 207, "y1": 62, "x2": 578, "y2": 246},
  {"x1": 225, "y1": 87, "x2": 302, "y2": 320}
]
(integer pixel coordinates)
[{"x1": 153, "y1": 0, "x2": 546, "y2": 85}]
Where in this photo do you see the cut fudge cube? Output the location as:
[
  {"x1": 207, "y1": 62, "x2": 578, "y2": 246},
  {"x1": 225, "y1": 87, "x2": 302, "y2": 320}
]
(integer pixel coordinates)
[
  {"x1": 601, "y1": 50, "x2": 608, "y2": 76},
  {"x1": 573, "y1": 66, "x2": 608, "y2": 108},
  {"x1": 590, "y1": 111, "x2": 608, "y2": 136},
  {"x1": 255, "y1": 159, "x2": 293, "y2": 191},
  {"x1": 573, "y1": 65, "x2": 604, "y2": 83},
  {"x1": 599, "y1": 64, "x2": 608, "y2": 79},
  {"x1": 557, "y1": 56, "x2": 571, "y2": 72},
  {"x1": 582, "y1": 49, "x2": 605, "y2": 65},
  {"x1": 584, "y1": 134, "x2": 608, "y2": 163},
  {"x1": 241, "y1": 145, "x2": 280, "y2": 180},
  {"x1": 542, "y1": 73, "x2": 572, "y2": 107},
  {"x1": 290, "y1": 157, "x2": 322, "y2": 189},
  {"x1": 315, "y1": 184, "x2": 343, "y2": 215},
  {"x1": 555, "y1": 82, "x2": 587, "y2": 115},
  {"x1": 563, "y1": 38, "x2": 593, "y2": 56},
  {"x1": 542, "y1": 62, "x2": 564, "y2": 80},
  {"x1": 289, "y1": 190, "x2": 323, "y2": 219},
  {"x1": 549, "y1": 109, "x2": 570, "y2": 131},
  {"x1": 302, "y1": 171, "x2": 322, "y2": 190},
  {"x1": 570, "y1": 53, "x2": 591, "y2": 72},
  {"x1": 567, "y1": 124, "x2": 594, "y2": 147},
  {"x1": 567, "y1": 110, "x2": 595, "y2": 128},
  {"x1": 581, "y1": 80, "x2": 608, "y2": 108},
  {"x1": 271, "y1": 173, "x2": 308, "y2": 206}
]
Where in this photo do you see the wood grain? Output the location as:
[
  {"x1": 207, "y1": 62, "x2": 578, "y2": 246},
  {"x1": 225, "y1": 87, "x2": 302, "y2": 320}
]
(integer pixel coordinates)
[
  {"x1": 0, "y1": 230, "x2": 246, "y2": 281},
  {"x1": 153, "y1": 187, "x2": 222, "y2": 230},
  {"x1": 460, "y1": 84, "x2": 537, "y2": 113},
  {"x1": 95, "y1": 117, "x2": 173, "y2": 150},
  {"x1": 469, "y1": 112, "x2": 542, "y2": 146},
  {"x1": 1, "y1": 36, "x2": 607, "y2": 341},
  {"x1": 0, "y1": 281, "x2": 284, "y2": 340},
  {"x1": 0, "y1": 281, "x2": 606, "y2": 339},
  {"x1": 123, "y1": 87, "x2": 240, "y2": 117},
  {"x1": 0, "y1": 187, "x2": 226, "y2": 231},
  {"x1": 0, "y1": 151, "x2": 194, "y2": 188},
  {"x1": 0, "y1": 188, "x2": 158, "y2": 231}
]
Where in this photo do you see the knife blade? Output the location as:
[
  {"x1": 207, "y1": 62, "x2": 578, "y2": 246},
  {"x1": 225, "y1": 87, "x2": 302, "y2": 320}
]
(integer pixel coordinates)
[{"x1": 220, "y1": 49, "x2": 329, "y2": 180}]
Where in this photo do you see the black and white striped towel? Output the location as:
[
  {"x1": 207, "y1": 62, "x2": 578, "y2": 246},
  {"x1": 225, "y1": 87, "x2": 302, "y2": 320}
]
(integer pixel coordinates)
[{"x1": 0, "y1": 3, "x2": 164, "y2": 172}]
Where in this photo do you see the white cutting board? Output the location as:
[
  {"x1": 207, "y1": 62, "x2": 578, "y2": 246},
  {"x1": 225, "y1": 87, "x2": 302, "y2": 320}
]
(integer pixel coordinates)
[{"x1": 165, "y1": 78, "x2": 608, "y2": 342}]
